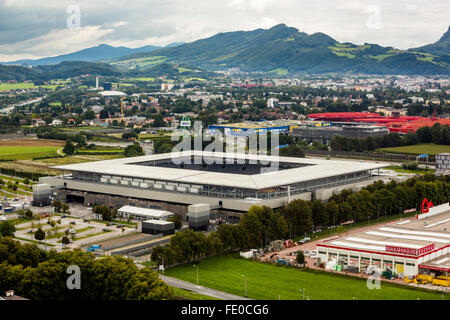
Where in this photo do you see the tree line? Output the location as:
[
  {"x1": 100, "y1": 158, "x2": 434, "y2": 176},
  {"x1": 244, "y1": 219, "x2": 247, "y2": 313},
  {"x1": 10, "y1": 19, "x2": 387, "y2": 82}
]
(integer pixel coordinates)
[
  {"x1": 36, "y1": 128, "x2": 87, "y2": 146},
  {"x1": 0, "y1": 237, "x2": 174, "y2": 300}
]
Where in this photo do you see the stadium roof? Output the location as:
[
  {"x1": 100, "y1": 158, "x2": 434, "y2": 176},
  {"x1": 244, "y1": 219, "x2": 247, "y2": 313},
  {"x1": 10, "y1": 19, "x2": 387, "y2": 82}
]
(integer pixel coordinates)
[{"x1": 53, "y1": 151, "x2": 386, "y2": 190}]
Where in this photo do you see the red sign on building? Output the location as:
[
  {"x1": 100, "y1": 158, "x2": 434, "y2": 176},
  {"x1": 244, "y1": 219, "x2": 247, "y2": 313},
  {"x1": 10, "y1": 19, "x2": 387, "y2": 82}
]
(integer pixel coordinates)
[
  {"x1": 417, "y1": 244, "x2": 436, "y2": 255},
  {"x1": 385, "y1": 244, "x2": 435, "y2": 256}
]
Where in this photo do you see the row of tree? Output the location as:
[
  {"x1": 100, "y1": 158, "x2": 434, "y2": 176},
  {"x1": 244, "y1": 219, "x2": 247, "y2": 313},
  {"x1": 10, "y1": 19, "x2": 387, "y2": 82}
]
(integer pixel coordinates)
[
  {"x1": 0, "y1": 237, "x2": 174, "y2": 300},
  {"x1": 36, "y1": 128, "x2": 87, "y2": 146}
]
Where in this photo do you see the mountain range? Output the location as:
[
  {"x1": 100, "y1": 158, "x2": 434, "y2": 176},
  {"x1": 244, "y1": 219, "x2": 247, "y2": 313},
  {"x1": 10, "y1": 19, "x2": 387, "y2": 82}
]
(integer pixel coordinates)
[
  {"x1": 124, "y1": 24, "x2": 450, "y2": 75},
  {"x1": 1, "y1": 24, "x2": 449, "y2": 78},
  {"x1": 2, "y1": 43, "x2": 184, "y2": 66},
  {"x1": 411, "y1": 26, "x2": 450, "y2": 56}
]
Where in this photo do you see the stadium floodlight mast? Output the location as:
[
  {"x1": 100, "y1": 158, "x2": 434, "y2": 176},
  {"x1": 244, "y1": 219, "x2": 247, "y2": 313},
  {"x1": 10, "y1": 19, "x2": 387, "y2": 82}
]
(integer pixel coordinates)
[
  {"x1": 241, "y1": 274, "x2": 247, "y2": 297},
  {"x1": 299, "y1": 288, "x2": 305, "y2": 300},
  {"x1": 193, "y1": 264, "x2": 199, "y2": 285}
]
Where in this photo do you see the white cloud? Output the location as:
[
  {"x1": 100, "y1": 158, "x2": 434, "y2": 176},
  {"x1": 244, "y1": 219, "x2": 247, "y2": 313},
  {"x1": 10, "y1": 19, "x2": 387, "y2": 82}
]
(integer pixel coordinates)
[
  {"x1": 0, "y1": 26, "x2": 113, "y2": 60},
  {"x1": 0, "y1": 0, "x2": 448, "y2": 61}
]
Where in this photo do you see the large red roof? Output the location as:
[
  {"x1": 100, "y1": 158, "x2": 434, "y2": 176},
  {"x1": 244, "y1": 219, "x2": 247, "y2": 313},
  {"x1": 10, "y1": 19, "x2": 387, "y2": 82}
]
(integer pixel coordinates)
[{"x1": 308, "y1": 112, "x2": 450, "y2": 133}]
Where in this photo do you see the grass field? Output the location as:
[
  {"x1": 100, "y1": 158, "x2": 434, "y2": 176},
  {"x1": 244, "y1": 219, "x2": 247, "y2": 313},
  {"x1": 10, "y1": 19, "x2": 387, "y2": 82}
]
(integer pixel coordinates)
[
  {"x1": 270, "y1": 68, "x2": 289, "y2": 75},
  {"x1": 0, "y1": 82, "x2": 59, "y2": 91},
  {"x1": 170, "y1": 286, "x2": 220, "y2": 300},
  {"x1": 129, "y1": 77, "x2": 156, "y2": 82},
  {"x1": 385, "y1": 165, "x2": 435, "y2": 175},
  {"x1": 184, "y1": 77, "x2": 207, "y2": 82},
  {"x1": 378, "y1": 143, "x2": 450, "y2": 156},
  {"x1": 164, "y1": 255, "x2": 448, "y2": 300},
  {"x1": 0, "y1": 154, "x2": 123, "y2": 177},
  {"x1": 0, "y1": 82, "x2": 36, "y2": 91},
  {"x1": 35, "y1": 154, "x2": 123, "y2": 165},
  {"x1": 0, "y1": 139, "x2": 64, "y2": 160}
]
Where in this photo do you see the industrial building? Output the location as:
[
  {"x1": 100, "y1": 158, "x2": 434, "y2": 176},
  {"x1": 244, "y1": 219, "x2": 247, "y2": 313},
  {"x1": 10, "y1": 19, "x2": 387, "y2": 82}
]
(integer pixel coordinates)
[
  {"x1": 32, "y1": 184, "x2": 52, "y2": 207},
  {"x1": 208, "y1": 120, "x2": 306, "y2": 137},
  {"x1": 39, "y1": 151, "x2": 387, "y2": 222},
  {"x1": 187, "y1": 203, "x2": 211, "y2": 231},
  {"x1": 117, "y1": 206, "x2": 175, "y2": 221},
  {"x1": 316, "y1": 203, "x2": 450, "y2": 277},
  {"x1": 436, "y1": 153, "x2": 450, "y2": 175},
  {"x1": 308, "y1": 112, "x2": 450, "y2": 133},
  {"x1": 141, "y1": 219, "x2": 175, "y2": 236},
  {"x1": 291, "y1": 125, "x2": 389, "y2": 145}
]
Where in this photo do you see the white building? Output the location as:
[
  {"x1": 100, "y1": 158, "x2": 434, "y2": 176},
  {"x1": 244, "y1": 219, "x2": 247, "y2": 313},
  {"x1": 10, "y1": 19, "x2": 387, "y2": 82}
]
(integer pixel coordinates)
[
  {"x1": 161, "y1": 83, "x2": 174, "y2": 91},
  {"x1": 316, "y1": 203, "x2": 450, "y2": 277},
  {"x1": 436, "y1": 153, "x2": 450, "y2": 175},
  {"x1": 117, "y1": 205, "x2": 175, "y2": 221},
  {"x1": 51, "y1": 119, "x2": 63, "y2": 126},
  {"x1": 267, "y1": 98, "x2": 279, "y2": 109}
]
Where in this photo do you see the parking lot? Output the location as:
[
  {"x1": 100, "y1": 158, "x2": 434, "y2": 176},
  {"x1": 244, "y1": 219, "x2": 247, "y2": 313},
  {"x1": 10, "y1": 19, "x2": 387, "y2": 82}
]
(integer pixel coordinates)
[
  {"x1": 3, "y1": 200, "x2": 138, "y2": 251},
  {"x1": 14, "y1": 215, "x2": 136, "y2": 249}
]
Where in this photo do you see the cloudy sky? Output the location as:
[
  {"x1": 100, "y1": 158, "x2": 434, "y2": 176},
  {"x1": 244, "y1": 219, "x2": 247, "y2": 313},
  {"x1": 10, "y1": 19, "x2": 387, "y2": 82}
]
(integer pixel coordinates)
[{"x1": 0, "y1": 0, "x2": 448, "y2": 62}]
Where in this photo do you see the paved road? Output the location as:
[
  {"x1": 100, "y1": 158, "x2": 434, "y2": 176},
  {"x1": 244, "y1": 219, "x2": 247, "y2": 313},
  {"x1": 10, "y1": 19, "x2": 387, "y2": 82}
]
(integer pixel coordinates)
[
  {"x1": 1, "y1": 97, "x2": 45, "y2": 114},
  {"x1": 159, "y1": 274, "x2": 253, "y2": 300},
  {"x1": 134, "y1": 263, "x2": 251, "y2": 300}
]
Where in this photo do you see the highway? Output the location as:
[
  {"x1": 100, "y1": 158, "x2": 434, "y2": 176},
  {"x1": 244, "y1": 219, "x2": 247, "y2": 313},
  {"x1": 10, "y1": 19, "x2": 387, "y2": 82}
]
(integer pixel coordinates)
[{"x1": 0, "y1": 96, "x2": 45, "y2": 114}]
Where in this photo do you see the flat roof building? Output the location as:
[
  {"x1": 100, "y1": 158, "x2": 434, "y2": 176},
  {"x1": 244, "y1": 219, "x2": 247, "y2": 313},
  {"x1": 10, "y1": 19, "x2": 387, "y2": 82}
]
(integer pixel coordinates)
[
  {"x1": 209, "y1": 120, "x2": 305, "y2": 137},
  {"x1": 117, "y1": 205, "x2": 174, "y2": 221},
  {"x1": 316, "y1": 202, "x2": 450, "y2": 277},
  {"x1": 40, "y1": 151, "x2": 387, "y2": 222},
  {"x1": 291, "y1": 125, "x2": 389, "y2": 145},
  {"x1": 436, "y1": 153, "x2": 450, "y2": 176},
  {"x1": 142, "y1": 219, "x2": 175, "y2": 236}
]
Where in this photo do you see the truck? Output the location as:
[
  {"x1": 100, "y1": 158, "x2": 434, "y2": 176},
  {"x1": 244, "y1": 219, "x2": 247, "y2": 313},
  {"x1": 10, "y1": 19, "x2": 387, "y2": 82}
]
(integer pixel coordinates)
[{"x1": 432, "y1": 278, "x2": 449, "y2": 287}]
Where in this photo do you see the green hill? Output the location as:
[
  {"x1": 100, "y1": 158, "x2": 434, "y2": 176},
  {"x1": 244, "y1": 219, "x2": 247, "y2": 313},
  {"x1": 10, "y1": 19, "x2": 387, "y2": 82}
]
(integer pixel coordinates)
[
  {"x1": 116, "y1": 24, "x2": 450, "y2": 75},
  {"x1": 411, "y1": 26, "x2": 450, "y2": 56},
  {"x1": 0, "y1": 61, "x2": 119, "y2": 81}
]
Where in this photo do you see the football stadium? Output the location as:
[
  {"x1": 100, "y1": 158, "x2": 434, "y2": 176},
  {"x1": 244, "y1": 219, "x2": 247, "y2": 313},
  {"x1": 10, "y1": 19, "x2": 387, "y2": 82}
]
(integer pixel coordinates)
[{"x1": 40, "y1": 151, "x2": 387, "y2": 222}]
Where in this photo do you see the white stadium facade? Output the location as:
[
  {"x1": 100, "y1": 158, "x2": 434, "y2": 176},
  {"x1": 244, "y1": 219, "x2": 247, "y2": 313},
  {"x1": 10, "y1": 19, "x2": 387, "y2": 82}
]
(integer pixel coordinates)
[{"x1": 40, "y1": 151, "x2": 387, "y2": 222}]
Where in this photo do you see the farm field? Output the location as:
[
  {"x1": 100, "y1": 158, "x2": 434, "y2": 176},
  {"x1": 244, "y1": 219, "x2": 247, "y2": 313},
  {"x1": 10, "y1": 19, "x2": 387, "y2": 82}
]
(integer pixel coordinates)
[
  {"x1": 377, "y1": 143, "x2": 450, "y2": 156},
  {"x1": 0, "y1": 139, "x2": 64, "y2": 160},
  {"x1": 61, "y1": 126, "x2": 110, "y2": 132},
  {"x1": 0, "y1": 82, "x2": 36, "y2": 91},
  {"x1": 129, "y1": 77, "x2": 156, "y2": 82},
  {"x1": 0, "y1": 82, "x2": 60, "y2": 91},
  {"x1": 183, "y1": 77, "x2": 207, "y2": 82},
  {"x1": 76, "y1": 146, "x2": 124, "y2": 155},
  {"x1": 0, "y1": 154, "x2": 123, "y2": 177},
  {"x1": 111, "y1": 56, "x2": 167, "y2": 70},
  {"x1": 164, "y1": 255, "x2": 448, "y2": 300}
]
